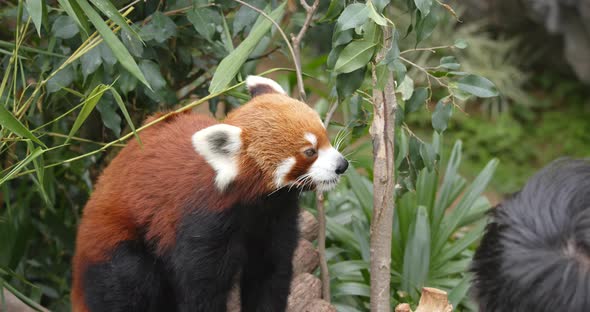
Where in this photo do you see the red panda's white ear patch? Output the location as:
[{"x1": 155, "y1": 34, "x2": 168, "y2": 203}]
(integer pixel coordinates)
[
  {"x1": 246, "y1": 75, "x2": 286, "y2": 97},
  {"x1": 192, "y1": 124, "x2": 242, "y2": 191}
]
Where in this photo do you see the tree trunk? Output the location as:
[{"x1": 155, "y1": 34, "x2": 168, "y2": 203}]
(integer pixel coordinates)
[{"x1": 369, "y1": 26, "x2": 397, "y2": 312}]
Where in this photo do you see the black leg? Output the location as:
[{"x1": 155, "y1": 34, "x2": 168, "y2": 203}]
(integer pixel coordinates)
[
  {"x1": 170, "y1": 210, "x2": 244, "y2": 312},
  {"x1": 240, "y1": 204, "x2": 300, "y2": 312},
  {"x1": 83, "y1": 241, "x2": 170, "y2": 312}
]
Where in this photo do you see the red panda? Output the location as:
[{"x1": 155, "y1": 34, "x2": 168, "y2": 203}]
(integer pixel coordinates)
[{"x1": 71, "y1": 76, "x2": 348, "y2": 312}]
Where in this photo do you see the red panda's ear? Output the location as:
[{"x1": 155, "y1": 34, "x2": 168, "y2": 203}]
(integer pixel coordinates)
[
  {"x1": 192, "y1": 124, "x2": 242, "y2": 191},
  {"x1": 246, "y1": 75, "x2": 287, "y2": 97}
]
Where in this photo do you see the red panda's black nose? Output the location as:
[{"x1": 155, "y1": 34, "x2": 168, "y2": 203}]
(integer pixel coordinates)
[{"x1": 335, "y1": 158, "x2": 349, "y2": 175}]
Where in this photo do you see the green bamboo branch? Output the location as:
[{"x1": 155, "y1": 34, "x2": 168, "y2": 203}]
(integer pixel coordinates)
[
  {"x1": 8, "y1": 68, "x2": 296, "y2": 180},
  {"x1": 0, "y1": 40, "x2": 66, "y2": 58}
]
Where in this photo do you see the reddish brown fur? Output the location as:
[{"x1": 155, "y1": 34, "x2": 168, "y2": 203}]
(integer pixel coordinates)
[
  {"x1": 226, "y1": 93, "x2": 329, "y2": 189},
  {"x1": 72, "y1": 93, "x2": 331, "y2": 312}
]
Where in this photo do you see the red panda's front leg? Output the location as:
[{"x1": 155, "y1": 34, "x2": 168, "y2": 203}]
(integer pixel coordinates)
[
  {"x1": 239, "y1": 191, "x2": 300, "y2": 312},
  {"x1": 169, "y1": 208, "x2": 244, "y2": 312}
]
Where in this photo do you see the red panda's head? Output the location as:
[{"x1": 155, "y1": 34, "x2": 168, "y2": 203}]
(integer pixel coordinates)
[{"x1": 192, "y1": 76, "x2": 348, "y2": 195}]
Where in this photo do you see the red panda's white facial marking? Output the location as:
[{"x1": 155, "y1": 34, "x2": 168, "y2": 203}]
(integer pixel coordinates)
[
  {"x1": 308, "y1": 146, "x2": 348, "y2": 192},
  {"x1": 304, "y1": 132, "x2": 317, "y2": 147},
  {"x1": 274, "y1": 157, "x2": 296, "y2": 188}
]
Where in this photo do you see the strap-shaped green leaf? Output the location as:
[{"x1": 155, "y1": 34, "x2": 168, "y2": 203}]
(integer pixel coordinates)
[
  {"x1": 110, "y1": 87, "x2": 141, "y2": 145},
  {"x1": 56, "y1": 0, "x2": 90, "y2": 36},
  {"x1": 402, "y1": 205, "x2": 431, "y2": 298},
  {"x1": 25, "y1": 0, "x2": 48, "y2": 36},
  {"x1": 89, "y1": 0, "x2": 141, "y2": 41},
  {"x1": 0, "y1": 105, "x2": 45, "y2": 147},
  {"x1": 209, "y1": 3, "x2": 285, "y2": 94},
  {"x1": 0, "y1": 146, "x2": 45, "y2": 186},
  {"x1": 433, "y1": 158, "x2": 498, "y2": 257},
  {"x1": 77, "y1": 0, "x2": 151, "y2": 89},
  {"x1": 66, "y1": 84, "x2": 110, "y2": 143}
]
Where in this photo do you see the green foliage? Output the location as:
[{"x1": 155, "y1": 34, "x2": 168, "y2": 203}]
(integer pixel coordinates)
[
  {"x1": 307, "y1": 134, "x2": 496, "y2": 311},
  {"x1": 446, "y1": 104, "x2": 590, "y2": 194},
  {"x1": 0, "y1": 0, "x2": 502, "y2": 310},
  {"x1": 209, "y1": 3, "x2": 286, "y2": 93}
]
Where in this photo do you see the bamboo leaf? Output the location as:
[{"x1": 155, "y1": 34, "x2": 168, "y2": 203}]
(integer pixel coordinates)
[
  {"x1": 110, "y1": 87, "x2": 141, "y2": 145},
  {"x1": 0, "y1": 105, "x2": 45, "y2": 147},
  {"x1": 0, "y1": 147, "x2": 45, "y2": 186},
  {"x1": 25, "y1": 0, "x2": 47, "y2": 36},
  {"x1": 57, "y1": 0, "x2": 90, "y2": 36},
  {"x1": 209, "y1": 3, "x2": 285, "y2": 94},
  {"x1": 88, "y1": 0, "x2": 140, "y2": 41},
  {"x1": 66, "y1": 84, "x2": 110, "y2": 142},
  {"x1": 76, "y1": 0, "x2": 151, "y2": 89},
  {"x1": 28, "y1": 141, "x2": 52, "y2": 209}
]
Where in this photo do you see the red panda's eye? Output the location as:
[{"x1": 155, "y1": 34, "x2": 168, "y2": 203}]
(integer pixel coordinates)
[{"x1": 303, "y1": 148, "x2": 317, "y2": 158}]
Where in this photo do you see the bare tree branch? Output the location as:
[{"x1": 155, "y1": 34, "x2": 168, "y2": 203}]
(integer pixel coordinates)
[
  {"x1": 290, "y1": 0, "x2": 320, "y2": 101},
  {"x1": 299, "y1": 0, "x2": 312, "y2": 11},
  {"x1": 369, "y1": 26, "x2": 397, "y2": 312},
  {"x1": 323, "y1": 101, "x2": 340, "y2": 128},
  {"x1": 316, "y1": 192, "x2": 331, "y2": 301}
]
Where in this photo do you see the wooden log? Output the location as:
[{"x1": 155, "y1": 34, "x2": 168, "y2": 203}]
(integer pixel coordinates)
[
  {"x1": 292, "y1": 239, "x2": 319, "y2": 275},
  {"x1": 414, "y1": 287, "x2": 453, "y2": 312},
  {"x1": 286, "y1": 273, "x2": 322, "y2": 312},
  {"x1": 301, "y1": 299, "x2": 337, "y2": 312},
  {"x1": 298, "y1": 210, "x2": 319, "y2": 242},
  {"x1": 394, "y1": 287, "x2": 453, "y2": 312},
  {"x1": 395, "y1": 303, "x2": 412, "y2": 312}
]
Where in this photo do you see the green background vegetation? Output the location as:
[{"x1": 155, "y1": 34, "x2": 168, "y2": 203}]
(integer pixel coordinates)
[{"x1": 0, "y1": 0, "x2": 588, "y2": 311}]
